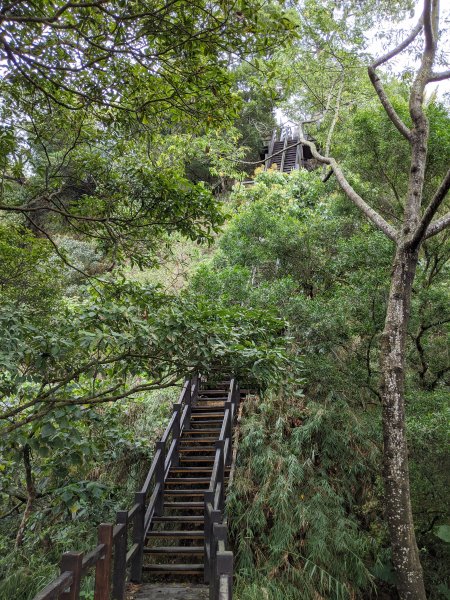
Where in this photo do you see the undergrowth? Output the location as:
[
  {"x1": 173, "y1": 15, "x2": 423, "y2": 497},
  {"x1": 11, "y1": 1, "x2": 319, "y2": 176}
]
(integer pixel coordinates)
[
  {"x1": 229, "y1": 391, "x2": 382, "y2": 600},
  {"x1": 0, "y1": 388, "x2": 176, "y2": 600}
]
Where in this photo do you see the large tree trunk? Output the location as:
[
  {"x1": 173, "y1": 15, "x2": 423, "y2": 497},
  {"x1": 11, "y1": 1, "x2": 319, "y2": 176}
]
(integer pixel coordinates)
[{"x1": 380, "y1": 244, "x2": 426, "y2": 600}]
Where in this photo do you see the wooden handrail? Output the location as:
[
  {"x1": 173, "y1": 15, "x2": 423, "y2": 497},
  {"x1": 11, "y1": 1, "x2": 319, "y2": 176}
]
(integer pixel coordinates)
[
  {"x1": 33, "y1": 572, "x2": 73, "y2": 600},
  {"x1": 33, "y1": 374, "x2": 198, "y2": 600},
  {"x1": 204, "y1": 377, "x2": 239, "y2": 598},
  {"x1": 33, "y1": 372, "x2": 238, "y2": 600}
]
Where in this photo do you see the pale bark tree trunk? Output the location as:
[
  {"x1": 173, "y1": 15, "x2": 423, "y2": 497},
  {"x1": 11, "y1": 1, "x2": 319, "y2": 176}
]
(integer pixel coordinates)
[
  {"x1": 297, "y1": 3, "x2": 450, "y2": 597},
  {"x1": 380, "y1": 246, "x2": 426, "y2": 599}
]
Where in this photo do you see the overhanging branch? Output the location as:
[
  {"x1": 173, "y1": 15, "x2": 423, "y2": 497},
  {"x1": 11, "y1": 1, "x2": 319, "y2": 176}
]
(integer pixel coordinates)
[
  {"x1": 425, "y1": 212, "x2": 450, "y2": 239},
  {"x1": 411, "y1": 168, "x2": 450, "y2": 245},
  {"x1": 427, "y1": 69, "x2": 450, "y2": 82},
  {"x1": 299, "y1": 138, "x2": 398, "y2": 242}
]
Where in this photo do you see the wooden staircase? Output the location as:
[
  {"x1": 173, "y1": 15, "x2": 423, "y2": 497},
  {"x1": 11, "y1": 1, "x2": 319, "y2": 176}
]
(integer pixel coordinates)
[
  {"x1": 268, "y1": 138, "x2": 298, "y2": 172},
  {"x1": 262, "y1": 125, "x2": 314, "y2": 174},
  {"x1": 141, "y1": 374, "x2": 248, "y2": 595},
  {"x1": 143, "y1": 381, "x2": 228, "y2": 578},
  {"x1": 32, "y1": 373, "x2": 249, "y2": 600}
]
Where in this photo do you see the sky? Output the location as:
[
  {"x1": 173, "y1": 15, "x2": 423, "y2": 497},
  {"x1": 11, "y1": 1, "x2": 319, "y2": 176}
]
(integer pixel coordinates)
[
  {"x1": 367, "y1": 2, "x2": 450, "y2": 99},
  {"x1": 276, "y1": 1, "x2": 450, "y2": 126}
]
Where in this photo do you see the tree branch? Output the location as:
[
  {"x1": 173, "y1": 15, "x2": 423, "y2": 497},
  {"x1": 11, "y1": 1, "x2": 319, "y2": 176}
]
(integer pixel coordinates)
[
  {"x1": 299, "y1": 137, "x2": 398, "y2": 242},
  {"x1": 411, "y1": 168, "x2": 450, "y2": 245},
  {"x1": 425, "y1": 212, "x2": 450, "y2": 239},
  {"x1": 0, "y1": 502, "x2": 24, "y2": 520},
  {"x1": 367, "y1": 11, "x2": 425, "y2": 142},
  {"x1": 427, "y1": 69, "x2": 450, "y2": 82},
  {"x1": 372, "y1": 14, "x2": 424, "y2": 69},
  {"x1": 367, "y1": 68, "x2": 411, "y2": 140},
  {"x1": 423, "y1": 0, "x2": 435, "y2": 52}
]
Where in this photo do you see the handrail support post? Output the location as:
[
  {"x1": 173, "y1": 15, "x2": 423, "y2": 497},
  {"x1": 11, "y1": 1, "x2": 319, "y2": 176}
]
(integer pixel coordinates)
[{"x1": 129, "y1": 492, "x2": 145, "y2": 584}]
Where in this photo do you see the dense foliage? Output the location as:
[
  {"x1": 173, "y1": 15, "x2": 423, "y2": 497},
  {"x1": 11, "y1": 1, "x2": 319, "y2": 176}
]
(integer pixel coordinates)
[
  {"x1": 0, "y1": 1, "x2": 449, "y2": 599},
  {"x1": 187, "y1": 169, "x2": 449, "y2": 599}
]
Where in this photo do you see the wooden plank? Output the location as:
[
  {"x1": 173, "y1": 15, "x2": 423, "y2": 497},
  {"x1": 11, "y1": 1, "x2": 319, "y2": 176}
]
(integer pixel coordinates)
[
  {"x1": 60, "y1": 552, "x2": 83, "y2": 600},
  {"x1": 112, "y1": 511, "x2": 128, "y2": 600},
  {"x1": 94, "y1": 524, "x2": 113, "y2": 600},
  {"x1": 33, "y1": 572, "x2": 73, "y2": 600}
]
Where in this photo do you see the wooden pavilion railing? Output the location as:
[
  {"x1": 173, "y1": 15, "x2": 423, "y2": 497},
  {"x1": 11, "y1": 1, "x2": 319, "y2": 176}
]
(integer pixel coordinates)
[{"x1": 33, "y1": 373, "x2": 238, "y2": 600}]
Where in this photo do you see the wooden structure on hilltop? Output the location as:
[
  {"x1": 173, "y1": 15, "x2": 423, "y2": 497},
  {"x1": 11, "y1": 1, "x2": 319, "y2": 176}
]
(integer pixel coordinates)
[{"x1": 262, "y1": 125, "x2": 314, "y2": 173}]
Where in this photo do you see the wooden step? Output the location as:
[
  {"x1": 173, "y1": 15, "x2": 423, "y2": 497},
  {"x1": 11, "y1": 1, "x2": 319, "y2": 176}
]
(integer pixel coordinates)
[
  {"x1": 193, "y1": 402, "x2": 226, "y2": 408},
  {"x1": 189, "y1": 421, "x2": 222, "y2": 427},
  {"x1": 163, "y1": 501, "x2": 204, "y2": 509},
  {"x1": 169, "y1": 467, "x2": 229, "y2": 473},
  {"x1": 147, "y1": 530, "x2": 204, "y2": 539},
  {"x1": 179, "y1": 438, "x2": 218, "y2": 444},
  {"x1": 191, "y1": 406, "x2": 225, "y2": 413},
  {"x1": 164, "y1": 489, "x2": 206, "y2": 497},
  {"x1": 178, "y1": 447, "x2": 215, "y2": 453},
  {"x1": 166, "y1": 477, "x2": 211, "y2": 484},
  {"x1": 179, "y1": 457, "x2": 215, "y2": 463},
  {"x1": 182, "y1": 429, "x2": 220, "y2": 435},
  {"x1": 143, "y1": 564, "x2": 204, "y2": 575},
  {"x1": 144, "y1": 546, "x2": 204, "y2": 555},
  {"x1": 190, "y1": 413, "x2": 224, "y2": 419},
  {"x1": 152, "y1": 515, "x2": 204, "y2": 523}
]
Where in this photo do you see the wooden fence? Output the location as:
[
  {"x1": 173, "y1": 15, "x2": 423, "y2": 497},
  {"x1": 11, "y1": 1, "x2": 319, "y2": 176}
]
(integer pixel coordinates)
[{"x1": 33, "y1": 374, "x2": 238, "y2": 600}]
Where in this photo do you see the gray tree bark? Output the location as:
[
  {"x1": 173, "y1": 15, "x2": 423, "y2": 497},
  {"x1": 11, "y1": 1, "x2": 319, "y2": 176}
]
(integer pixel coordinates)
[
  {"x1": 297, "y1": 3, "x2": 449, "y2": 597},
  {"x1": 380, "y1": 246, "x2": 426, "y2": 599}
]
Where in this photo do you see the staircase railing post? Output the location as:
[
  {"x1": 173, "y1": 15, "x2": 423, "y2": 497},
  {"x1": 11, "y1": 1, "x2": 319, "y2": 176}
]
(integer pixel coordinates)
[
  {"x1": 172, "y1": 402, "x2": 181, "y2": 466},
  {"x1": 184, "y1": 377, "x2": 192, "y2": 429},
  {"x1": 94, "y1": 523, "x2": 113, "y2": 600},
  {"x1": 203, "y1": 495, "x2": 213, "y2": 584},
  {"x1": 233, "y1": 380, "x2": 240, "y2": 412},
  {"x1": 191, "y1": 372, "x2": 199, "y2": 404},
  {"x1": 280, "y1": 135, "x2": 288, "y2": 172},
  {"x1": 112, "y1": 511, "x2": 128, "y2": 600},
  {"x1": 204, "y1": 496, "x2": 221, "y2": 585},
  {"x1": 215, "y1": 441, "x2": 225, "y2": 510},
  {"x1": 60, "y1": 552, "x2": 83, "y2": 600},
  {"x1": 155, "y1": 441, "x2": 165, "y2": 516},
  {"x1": 129, "y1": 492, "x2": 145, "y2": 584},
  {"x1": 212, "y1": 524, "x2": 228, "y2": 600},
  {"x1": 223, "y1": 406, "x2": 232, "y2": 468}
]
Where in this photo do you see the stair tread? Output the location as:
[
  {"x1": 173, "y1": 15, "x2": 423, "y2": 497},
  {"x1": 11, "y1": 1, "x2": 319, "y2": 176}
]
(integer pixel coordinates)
[
  {"x1": 190, "y1": 413, "x2": 224, "y2": 418},
  {"x1": 169, "y1": 467, "x2": 229, "y2": 472},
  {"x1": 164, "y1": 501, "x2": 204, "y2": 507},
  {"x1": 179, "y1": 458, "x2": 215, "y2": 463},
  {"x1": 182, "y1": 429, "x2": 221, "y2": 433},
  {"x1": 153, "y1": 515, "x2": 204, "y2": 522},
  {"x1": 179, "y1": 438, "x2": 218, "y2": 443},
  {"x1": 144, "y1": 546, "x2": 204, "y2": 554},
  {"x1": 164, "y1": 490, "x2": 206, "y2": 496},
  {"x1": 179, "y1": 447, "x2": 215, "y2": 452},
  {"x1": 166, "y1": 477, "x2": 211, "y2": 482},
  {"x1": 143, "y1": 564, "x2": 204, "y2": 572},
  {"x1": 148, "y1": 530, "x2": 204, "y2": 537}
]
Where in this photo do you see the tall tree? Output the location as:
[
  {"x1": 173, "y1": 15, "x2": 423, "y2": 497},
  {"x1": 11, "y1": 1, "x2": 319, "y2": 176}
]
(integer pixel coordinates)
[{"x1": 299, "y1": 1, "x2": 450, "y2": 598}]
